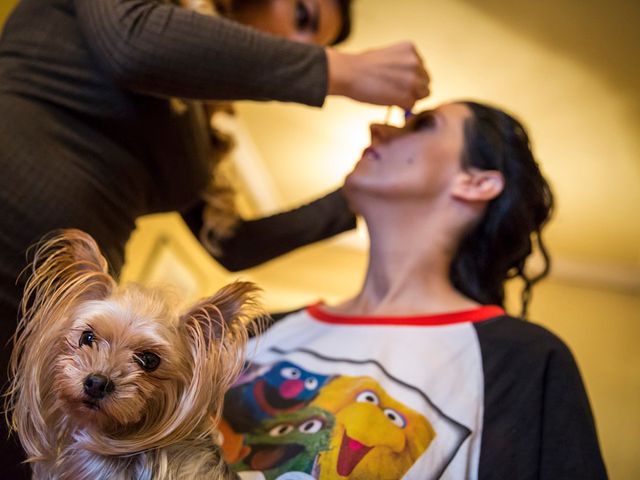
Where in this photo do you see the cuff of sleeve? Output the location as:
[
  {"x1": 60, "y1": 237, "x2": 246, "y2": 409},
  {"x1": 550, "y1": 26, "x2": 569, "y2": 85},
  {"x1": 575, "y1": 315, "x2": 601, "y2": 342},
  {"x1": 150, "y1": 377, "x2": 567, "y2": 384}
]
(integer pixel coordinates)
[{"x1": 278, "y1": 43, "x2": 328, "y2": 108}]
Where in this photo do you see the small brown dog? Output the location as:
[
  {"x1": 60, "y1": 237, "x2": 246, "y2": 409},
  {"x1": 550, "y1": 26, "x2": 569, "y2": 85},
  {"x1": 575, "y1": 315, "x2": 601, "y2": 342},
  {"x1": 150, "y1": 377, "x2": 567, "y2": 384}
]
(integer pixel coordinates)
[{"x1": 6, "y1": 229, "x2": 261, "y2": 479}]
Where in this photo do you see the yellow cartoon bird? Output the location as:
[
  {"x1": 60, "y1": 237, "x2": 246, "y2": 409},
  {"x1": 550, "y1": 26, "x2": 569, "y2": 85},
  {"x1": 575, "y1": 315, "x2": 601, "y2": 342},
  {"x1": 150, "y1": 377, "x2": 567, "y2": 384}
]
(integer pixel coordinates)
[{"x1": 312, "y1": 376, "x2": 435, "y2": 479}]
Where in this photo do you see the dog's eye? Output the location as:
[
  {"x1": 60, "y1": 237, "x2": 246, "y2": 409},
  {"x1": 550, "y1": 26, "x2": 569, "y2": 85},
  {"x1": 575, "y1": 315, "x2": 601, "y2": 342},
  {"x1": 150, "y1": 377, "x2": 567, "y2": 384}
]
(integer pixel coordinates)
[
  {"x1": 134, "y1": 351, "x2": 161, "y2": 372},
  {"x1": 79, "y1": 330, "x2": 95, "y2": 348}
]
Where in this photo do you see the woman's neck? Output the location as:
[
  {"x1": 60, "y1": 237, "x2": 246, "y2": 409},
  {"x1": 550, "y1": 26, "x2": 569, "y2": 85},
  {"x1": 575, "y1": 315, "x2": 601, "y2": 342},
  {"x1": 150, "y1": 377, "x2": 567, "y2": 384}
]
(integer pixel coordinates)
[{"x1": 330, "y1": 201, "x2": 480, "y2": 317}]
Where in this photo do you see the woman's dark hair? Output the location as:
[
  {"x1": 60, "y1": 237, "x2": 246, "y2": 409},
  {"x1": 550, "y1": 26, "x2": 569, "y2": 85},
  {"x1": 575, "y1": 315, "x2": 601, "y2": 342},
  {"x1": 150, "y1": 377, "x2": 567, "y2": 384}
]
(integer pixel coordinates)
[
  {"x1": 450, "y1": 101, "x2": 554, "y2": 317},
  {"x1": 330, "y1": 0, "x2": 353, "y2": 46}
]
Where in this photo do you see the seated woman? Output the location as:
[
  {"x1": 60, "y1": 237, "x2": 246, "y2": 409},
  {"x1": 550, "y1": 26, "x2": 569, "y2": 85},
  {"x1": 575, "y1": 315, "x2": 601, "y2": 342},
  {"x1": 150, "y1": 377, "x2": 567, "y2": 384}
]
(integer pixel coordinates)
[{"x1": 220, "y1": 101, "x2": 607, "y2": 479}]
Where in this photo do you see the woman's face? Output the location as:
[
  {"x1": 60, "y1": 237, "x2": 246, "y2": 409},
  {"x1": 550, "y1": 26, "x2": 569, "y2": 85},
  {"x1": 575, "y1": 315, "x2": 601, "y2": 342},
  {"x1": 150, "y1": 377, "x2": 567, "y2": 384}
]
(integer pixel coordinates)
[
  {"x1": 345, "y1": 103, "x2": 473, "y2": 203},
  {"x1": 229, "y1": 0, "x2": 343, "y2": 46}
]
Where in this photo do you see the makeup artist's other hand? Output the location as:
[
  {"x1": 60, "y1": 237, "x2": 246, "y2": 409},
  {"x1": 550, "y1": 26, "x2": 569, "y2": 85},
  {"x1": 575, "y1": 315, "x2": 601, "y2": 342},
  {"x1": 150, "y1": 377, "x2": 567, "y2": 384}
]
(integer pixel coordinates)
[{"x1": 326, "y1": 42, "x2": 430, "y2": 110}]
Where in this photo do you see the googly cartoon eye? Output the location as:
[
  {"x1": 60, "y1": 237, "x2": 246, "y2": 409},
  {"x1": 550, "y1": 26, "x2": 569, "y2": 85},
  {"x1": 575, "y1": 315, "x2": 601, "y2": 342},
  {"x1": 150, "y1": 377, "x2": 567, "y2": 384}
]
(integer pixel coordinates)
[
  {"x1": 356, "y1": 390, "x2": 379, "y2": 405},
  {"x1": 269, "y1": 424, "x2": 295, "y2": 437},
  {"x1": 280, "y1": 367, "x2": 301, "y2": 379},
  {"x1": 384, "y1": 408, "x2": 406, "y2": 428},
  {"x1": 299, "y1": 418, "x2": 324, "y2": 434},
  {"x1": 304, "y1": 377, "x2": 318, "y2": 390}
]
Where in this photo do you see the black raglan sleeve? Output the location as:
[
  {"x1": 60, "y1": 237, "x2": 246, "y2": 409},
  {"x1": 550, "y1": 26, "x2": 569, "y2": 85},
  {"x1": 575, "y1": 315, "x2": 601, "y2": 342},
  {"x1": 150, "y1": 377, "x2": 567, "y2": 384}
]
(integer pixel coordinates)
[
  {"x1": 537, "y1": 337, "x2": 608, "y2": 479},
  {"x1": 474, "y1": 317, "x2": 607, "y2": 480}
]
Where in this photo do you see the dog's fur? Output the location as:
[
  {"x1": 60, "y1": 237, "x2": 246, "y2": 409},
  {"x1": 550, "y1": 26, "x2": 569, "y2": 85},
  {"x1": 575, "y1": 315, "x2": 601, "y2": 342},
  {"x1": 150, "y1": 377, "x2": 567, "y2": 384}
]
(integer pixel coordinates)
[
  {"x1": 180, "y1": 0, "x2": 216, "y2": 15},
  {"x1": 6, "y1": 229, "x2": 262, "y2": 479}
]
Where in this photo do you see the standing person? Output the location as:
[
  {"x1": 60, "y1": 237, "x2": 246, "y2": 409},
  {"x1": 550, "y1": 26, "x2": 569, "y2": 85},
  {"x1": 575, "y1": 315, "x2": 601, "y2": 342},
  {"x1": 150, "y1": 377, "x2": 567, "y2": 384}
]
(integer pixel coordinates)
[
  {"x1": 220, "y1": 101, "x2": 607, "y2": 479},
  {"x1": 0, "y1": 0, "x2": 429, "y2": 475}
]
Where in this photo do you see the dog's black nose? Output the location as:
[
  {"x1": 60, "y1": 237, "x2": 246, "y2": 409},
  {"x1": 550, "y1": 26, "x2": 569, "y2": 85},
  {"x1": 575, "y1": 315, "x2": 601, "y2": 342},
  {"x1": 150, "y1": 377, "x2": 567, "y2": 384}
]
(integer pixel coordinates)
[{"x1": 83, "y1": 374, "x2": 114, "y2": 399}]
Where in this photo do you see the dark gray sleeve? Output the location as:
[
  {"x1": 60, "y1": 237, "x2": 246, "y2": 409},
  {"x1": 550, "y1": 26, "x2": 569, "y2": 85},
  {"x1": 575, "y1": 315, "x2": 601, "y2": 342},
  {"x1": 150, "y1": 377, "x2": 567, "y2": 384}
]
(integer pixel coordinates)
[
  {"x1": 73, "y1": 0, "x2": 327, "y2": 106},
  {"x1": 182, "y1": 188, "x2": 357, "y2": 271}
]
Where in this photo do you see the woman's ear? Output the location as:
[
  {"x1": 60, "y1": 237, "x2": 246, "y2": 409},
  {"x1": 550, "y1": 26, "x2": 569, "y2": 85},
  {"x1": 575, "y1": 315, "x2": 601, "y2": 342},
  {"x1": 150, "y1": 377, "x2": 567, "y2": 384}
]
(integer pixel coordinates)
[{"x1": 451, "y1": 169, "x2": 504, "y2": 202}]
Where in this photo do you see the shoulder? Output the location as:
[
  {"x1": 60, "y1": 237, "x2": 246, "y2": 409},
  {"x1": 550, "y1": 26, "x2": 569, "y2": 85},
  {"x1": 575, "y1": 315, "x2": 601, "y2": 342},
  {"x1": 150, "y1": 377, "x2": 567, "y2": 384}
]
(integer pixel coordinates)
[
  {"x1": 248, "y1": 306, "x2": 307, "y2": 337},
  {"x1": 475, "y1": 314, "x2": 571, "y2": 352},
  {"x1": 473, "y1": 315, "x2": 579, "y2": 372},
  {"x1": 247, "y1": 307, "x2": 305, "y2": 339},
  {"x1": 476, "y1": 316, "x2": 606, "y2": 479}
]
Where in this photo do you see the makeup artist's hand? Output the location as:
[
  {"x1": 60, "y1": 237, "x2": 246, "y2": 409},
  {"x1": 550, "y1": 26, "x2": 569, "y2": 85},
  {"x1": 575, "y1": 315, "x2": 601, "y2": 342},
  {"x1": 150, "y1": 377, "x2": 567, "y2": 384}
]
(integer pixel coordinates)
[{"x1": 326, "y1": 42, "x2": 430, "y2": 110}]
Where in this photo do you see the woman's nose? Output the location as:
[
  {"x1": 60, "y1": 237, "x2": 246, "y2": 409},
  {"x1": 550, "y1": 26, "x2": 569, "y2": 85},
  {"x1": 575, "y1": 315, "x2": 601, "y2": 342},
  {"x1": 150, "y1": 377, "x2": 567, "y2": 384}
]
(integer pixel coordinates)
[{"x1": 369, "y1": 123, "x2": 403, "y2": 146}]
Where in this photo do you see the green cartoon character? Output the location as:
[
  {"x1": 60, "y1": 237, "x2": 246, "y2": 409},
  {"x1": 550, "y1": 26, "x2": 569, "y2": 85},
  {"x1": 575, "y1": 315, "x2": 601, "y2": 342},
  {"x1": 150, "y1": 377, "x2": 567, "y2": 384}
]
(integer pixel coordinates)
[{"x1": 233, "y1": 406, "x2": 335, "y2": 479}]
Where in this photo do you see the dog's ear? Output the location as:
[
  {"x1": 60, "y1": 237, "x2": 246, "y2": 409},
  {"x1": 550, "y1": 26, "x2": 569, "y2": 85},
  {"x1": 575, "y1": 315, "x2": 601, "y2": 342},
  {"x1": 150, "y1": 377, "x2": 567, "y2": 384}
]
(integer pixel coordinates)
[
  {"x1": 177, "y1": 281, "x2": 263, "y2": 423},
  {"x1": 179, "y1": 281, "x2": 262, "y2": 346},
  {"x1": 23, "y1": 228, "x2": 115, "y2": 309}
]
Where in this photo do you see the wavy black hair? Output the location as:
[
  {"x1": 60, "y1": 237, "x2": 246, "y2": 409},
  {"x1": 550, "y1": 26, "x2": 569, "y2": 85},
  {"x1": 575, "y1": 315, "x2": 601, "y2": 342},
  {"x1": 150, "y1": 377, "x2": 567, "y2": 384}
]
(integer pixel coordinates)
[{"x1": 450, "y1": 101, "x2": 554, "y2": 317}]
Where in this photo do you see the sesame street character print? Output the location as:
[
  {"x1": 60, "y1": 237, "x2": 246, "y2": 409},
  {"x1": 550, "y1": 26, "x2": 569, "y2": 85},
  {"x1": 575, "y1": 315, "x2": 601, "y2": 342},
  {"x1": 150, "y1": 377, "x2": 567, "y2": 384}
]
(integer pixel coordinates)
[
  {"x1": 222, "y1": 359, "x2": 441, "y2": 479},
  {"x1": 224, "y1": 361, "x2": 332, "y2": 432},
  {"x1": 233, "y1": 406, "x2": 335, "y2": 479},
  {"x1": 311, "y1": 376, "x2": 435, "y2": 480}
]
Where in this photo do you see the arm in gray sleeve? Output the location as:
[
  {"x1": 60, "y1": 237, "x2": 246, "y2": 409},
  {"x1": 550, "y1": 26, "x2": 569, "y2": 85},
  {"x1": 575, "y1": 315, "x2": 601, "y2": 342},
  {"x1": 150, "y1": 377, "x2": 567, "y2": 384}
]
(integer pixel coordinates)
[
  {"x1": 73, "y1": 0, "x2": 327, "y2": 106},
  {"x1": 182, "y1": 189, "x2": 357, "y2": 271}
]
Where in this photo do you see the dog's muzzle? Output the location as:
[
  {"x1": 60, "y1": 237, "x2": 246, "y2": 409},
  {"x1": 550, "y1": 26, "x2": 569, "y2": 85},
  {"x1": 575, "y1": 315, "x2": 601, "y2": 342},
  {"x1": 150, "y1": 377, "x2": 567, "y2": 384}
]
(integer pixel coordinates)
[{"x1": 83, "y1": 374, "x2": 115, "y2": 399}]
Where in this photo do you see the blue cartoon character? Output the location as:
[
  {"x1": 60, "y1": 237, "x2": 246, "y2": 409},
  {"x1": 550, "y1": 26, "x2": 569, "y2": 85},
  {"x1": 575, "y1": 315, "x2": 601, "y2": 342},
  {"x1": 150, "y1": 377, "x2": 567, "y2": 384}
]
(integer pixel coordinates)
[{"x1": 224, "y1": 361, "x2": 331, "y2": 432}]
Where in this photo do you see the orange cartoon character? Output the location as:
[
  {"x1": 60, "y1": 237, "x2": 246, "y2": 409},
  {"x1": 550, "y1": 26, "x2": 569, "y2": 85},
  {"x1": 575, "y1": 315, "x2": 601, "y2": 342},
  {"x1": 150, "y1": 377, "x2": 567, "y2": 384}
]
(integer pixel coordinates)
[{"x1": 312, "y1": 376, "x2": 435, "y2": 479}]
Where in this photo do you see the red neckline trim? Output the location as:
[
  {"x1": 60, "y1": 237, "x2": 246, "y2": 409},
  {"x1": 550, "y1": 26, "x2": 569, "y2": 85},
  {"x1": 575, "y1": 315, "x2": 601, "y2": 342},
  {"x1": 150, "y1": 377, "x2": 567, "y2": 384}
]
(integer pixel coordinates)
[{"x1": 306, "y1": 303, "x2": 505, "y2": 326}]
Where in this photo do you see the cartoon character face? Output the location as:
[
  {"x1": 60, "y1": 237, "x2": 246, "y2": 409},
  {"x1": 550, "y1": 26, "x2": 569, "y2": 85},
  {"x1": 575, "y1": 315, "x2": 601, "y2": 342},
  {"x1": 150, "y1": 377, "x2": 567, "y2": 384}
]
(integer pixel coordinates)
[
  {"x1": 234, "y1": 406, "x2": 335, "y2": 480},
  {"x1": 311, "y1": 376, "x2": 436, "y2": 480},
  {"x1": 224, "y1": 361, "x2": 331, "y2": 432},
  {"x1": 259, "y1": 361, "x2": 330, "y2": 407}
]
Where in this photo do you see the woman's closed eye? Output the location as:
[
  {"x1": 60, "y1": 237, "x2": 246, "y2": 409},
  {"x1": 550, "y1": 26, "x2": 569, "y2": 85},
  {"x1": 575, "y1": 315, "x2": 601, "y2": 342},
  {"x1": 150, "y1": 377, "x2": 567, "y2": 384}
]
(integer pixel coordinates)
[{"x1": 411, "y1": 112, "x2": 437, "y2": 131}]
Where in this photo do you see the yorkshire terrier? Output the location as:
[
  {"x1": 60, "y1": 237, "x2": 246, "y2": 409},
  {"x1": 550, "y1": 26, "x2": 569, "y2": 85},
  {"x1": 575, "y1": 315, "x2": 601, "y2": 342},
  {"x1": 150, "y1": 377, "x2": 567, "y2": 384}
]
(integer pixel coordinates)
[{"x1": 6, "y1": 229, "x2": 262, "y2": 479}]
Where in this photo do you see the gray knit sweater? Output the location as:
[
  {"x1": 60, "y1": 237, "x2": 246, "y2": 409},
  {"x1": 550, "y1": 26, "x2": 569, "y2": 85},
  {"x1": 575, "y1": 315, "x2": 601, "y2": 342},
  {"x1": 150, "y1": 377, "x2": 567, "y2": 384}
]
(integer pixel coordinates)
[{"x1": 0, "y1": 1, "x2": 355, "y2": 476}]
